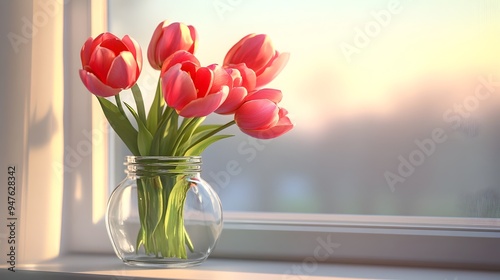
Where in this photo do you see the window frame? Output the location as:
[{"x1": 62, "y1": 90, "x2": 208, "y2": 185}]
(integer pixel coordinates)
[
  {"x1": 63, "y1": 0, "x2": 500, "y2": 270},
  {"x1": 215, "y1": 212, "x2": 500, "y2": 269},
  {"x1": 62, "y1": 0, "x2": 112, "y2": 254}
]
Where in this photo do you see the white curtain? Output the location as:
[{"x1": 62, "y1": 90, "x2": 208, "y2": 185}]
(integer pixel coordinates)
[
  {"x1": 0, "y1": 0, "x2": 65, "y2": 263},
  {"x1": 0, "y1": 0, "x2": 109, "y2": 263}
]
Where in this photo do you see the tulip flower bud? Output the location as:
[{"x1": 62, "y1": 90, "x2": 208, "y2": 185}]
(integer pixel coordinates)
[
  {"x1": 224, "y1": 34, "x2": 289, "y2": 89},
  {"x1": 161, "y1": 58, "x2": 230, "y2": 118},
  {"x1": 79, "y1": 32, "x2": 142, "y2": 97},
  {"x1": 148, "y1": 21, "x2": 197, "y2": 70},
  {"x1": 234, "y1": 89, "x2": 293, "y2": 139}
]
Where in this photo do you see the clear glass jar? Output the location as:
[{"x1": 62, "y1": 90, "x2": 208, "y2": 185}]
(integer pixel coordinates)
[{"x1": 105, "y1": 156, "x2": 223, "y2": 268}]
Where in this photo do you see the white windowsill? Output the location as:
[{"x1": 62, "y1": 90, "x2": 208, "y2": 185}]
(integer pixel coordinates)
[{"x1": 3, "y1": 254, "x2": 500, "y2": 280}]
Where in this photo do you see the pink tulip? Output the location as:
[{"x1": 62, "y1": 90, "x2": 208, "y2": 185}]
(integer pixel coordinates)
[
  {"x1": 148, "y1": 21, "x2": 197, "y2": 70},
  {"x1": 224, "y1": 34, "x2": 289, "y2": 88},
  {"x1": 228, "y1": 63, "x2": 257, "y2": 92},
  {"x1": 79, "y1": 32, "x2": 142, "y2": 97},
  {"x1": 214, "y1": 64, "x2": 258, "y2": 115},
  {"x1": 161, "y1": 59, "x2": 230, "y2": 117},
  {"x1": 161, "y1": 50, "x2": 200, "y2": 73},
  {"x1": 245, "y1": 88, "x2": 283, "y2": 103},
  {"x1": 234, "y1": 89, "x2": 293, "y2": 139}
]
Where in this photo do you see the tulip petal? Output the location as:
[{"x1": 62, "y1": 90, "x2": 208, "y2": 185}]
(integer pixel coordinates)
[
  {"x1": 161, "y1": 50, "x2": 200, "y2": 74},
  {"x1": 208, "y1": 64, "x2": 231, "y2": 94},
  {"x1": 236, "y1": 64, "x2": 257, "y2": 92},
  {"x1": 79, "y1": 69, "x2": 121, "y2": 97},
  {"x1": 264, "y1": 114, "x2": 294, "y2": 137},
  {"x1": 122, "y1": 35, "x2": 143, "y2": 74},
  {"x1": 90, "y1": 32, "x2": 119, "y2": 53},
  {"x1": 106, "y1": 52, "x2": 138, "y2": 89},
  {"x1": 215, "y1": 86, "x2": 247, "y2": 114},
  {"x1": 100, "y1": 38, "x2": 129, "y2": 56},
  {"x1": 157, "y1": 23, "x2": 180, "y2": 65},
  {"x1": 178, "y1": 89, "x2": 228, "y2": 118},
  {"x1": 147, "y1": 20, "x2": 168, "y2": 69},
  {"x1": 240, "y1": 107, "x2": 293, "y2": 139},
  {"x1": 188, "y1": 25, "x2": 198, "y2": 53},
  {"x1": 235, "y1": 99, "x2": 279, "y2": 130},
  {"x1": 180, "y1": 61, "x2": 198, "y2": 79},
  {"x1": 80, "y1": 37, "x2": 94, "y2": 66},
  {"x1": 88, "y1": 46, "x2": 116, "y2": 82},
  {"x1": 158, "y1": 23, "x2": 195, "y2": 66},
  {"x1": 240, "y1": 116, "x2": 293, "y2": 139},
  {"x1": 231, "y1": 34, "x2": 274, "y2": 73},
  {"x1": 256, "y1": 52, "x2": 290, "y2": 88},
  {"x1": 223, "y1": 33, "x2": 256, "y2": 66},
  {"x1": 194, "y1": 67, "x2": 214, "y2": 97},
  {"x1": 162, "y1": 64, "x2": 197, "y2": 109},
  {"x1": 245, "y1": 88, "x2": 283, "y2": 104},
  {"x1": 225, "y1": 68, "x2": 242, "y2": 87}
]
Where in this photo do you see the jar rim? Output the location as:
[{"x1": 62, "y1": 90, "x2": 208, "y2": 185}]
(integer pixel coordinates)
[
  {"x1": 124, "y1": 156, "x2": 202, "y2": 175},
  {"x1": 125, "y1": 155, "x2": 201, "y2": 160}
]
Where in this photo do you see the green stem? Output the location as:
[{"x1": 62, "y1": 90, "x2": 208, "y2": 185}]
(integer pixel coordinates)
[
  {"x1": 146, "y1": 78, "x2": 165, "y2": 134},
  {"x1": 114, "y1": 94, "x2": 126, "y2": 116},
  {"x1": 170, "y1": 117, "x2": 200, "y2": 155},
  {"x1": 136, "y1": 173, "x2": 193, "y2": 259},
  {"x1": 131, "y1": 84, "x2": 147, "y2": 123},
  {"x1": 187, "y1": 120, "x2": 235, "y2": 151},
  {"x1": 159, "y1": 107, "x2": 175, "y2": 129}
]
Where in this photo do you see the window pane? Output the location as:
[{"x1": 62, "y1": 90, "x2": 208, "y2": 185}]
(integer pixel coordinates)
[{"x1": 108, "y1": 0, "x2": 500, "y2": 217}]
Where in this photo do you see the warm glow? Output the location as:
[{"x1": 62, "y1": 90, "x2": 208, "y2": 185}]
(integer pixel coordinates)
[
  {"x1": 112, "y1": 1, "x2": 500, "y2": 137},
  {"x1": 84, "y1": 270, "x2": 367, "y2": 280},
  {"x1": 19, "y1": 0, "x2": 65, "y2": 263},
  {"x1": 91, "y1": 97, "x2": 109, "y2": 224},
  {"x1": 91, "y1": 0, "x2": 109, "y2": 224},
  {"x1": 106, "y1": 0, "x2": 500, "y2": 217}
]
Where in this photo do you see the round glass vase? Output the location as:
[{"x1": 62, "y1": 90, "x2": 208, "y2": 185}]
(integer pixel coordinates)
[{"x1": 105, "y1": 156, "x2": 223, "y2": 268}]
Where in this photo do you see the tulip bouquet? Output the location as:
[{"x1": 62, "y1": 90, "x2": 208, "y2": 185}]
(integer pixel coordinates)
[{"x1": 79, "y1": 21, "x2": 292, "y2": 259}]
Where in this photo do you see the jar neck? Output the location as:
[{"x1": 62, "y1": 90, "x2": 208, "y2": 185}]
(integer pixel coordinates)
[{"x1": 125, "y1": 156, "x2": 202, "y2": 177}]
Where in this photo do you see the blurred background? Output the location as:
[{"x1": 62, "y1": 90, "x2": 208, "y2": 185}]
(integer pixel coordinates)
[
  {"x1": 109, "y1": 0, "x2": 500, "y2": 217},
  {"x1": 3, "y1": 0, "x2": 500, "y2": 266}
]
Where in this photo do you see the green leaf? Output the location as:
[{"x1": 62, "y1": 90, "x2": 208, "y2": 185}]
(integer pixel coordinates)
[
  {"x1": 131, "y1": 84, "x2": 147, "y2": 124},
  {"x1": 164, "y1": 179, "x2": 190, "y2": 258},
  {"x1": 146, "y1": 78, "x2": 165, "y2": 135},
  {"x1": 96, "y1": 96, "x2": 139, "y2": 155},
  {"x1": 124, "y1": 102, "x2": 153, "y2": 156},
  {"x1": 185, "y1": 134, "x2": 233, "y2": 156},
  {"x1": 115, "y1": 94, "x2": 127, "y2": 117},
  {"x1": 143, "y1": 177, "x2": 164, "y2": 256},
  {"x1": 148, "y1": 177, "x2": 165, "y2": 239},
  {"x1": 136, "y1": 179, "x2": 147, "y2": 252},
  {"x1": 161, "y1": 112, "x2": 179, "y2": 155},
  {"x1": 138, "y1": 127, "x2": 154, "y2": 156},
  {"x1": 193, "y1": 124, "x2": 221, "y2": 134},
  {"x1": 184, "y1": 120, "x2": 236, "y2": 154},
  {"x1": 150, "y1": 108, "x2": 174, "y2": 155},
  {"x1": 169, "y1": 117, "x2": 198, "y2": 156},
  {"x1": 176, "y1": 117, "x2": 205, "y2": 154},
  {"x1": 149, "y1": 119, "x2": 167, "y2": 156},
  {"x1": 189, "y1": 124, "x2": 224, "y2": 143}
]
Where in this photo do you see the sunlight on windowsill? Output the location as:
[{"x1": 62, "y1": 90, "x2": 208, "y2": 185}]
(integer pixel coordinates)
[{"x1": 6, "y1": 254, "x2": 500, "y2": 280}]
